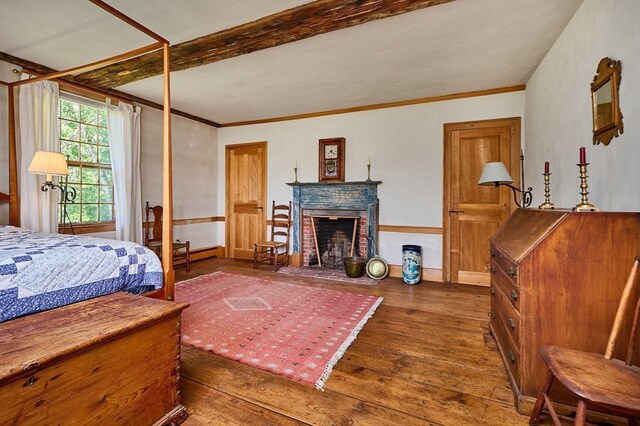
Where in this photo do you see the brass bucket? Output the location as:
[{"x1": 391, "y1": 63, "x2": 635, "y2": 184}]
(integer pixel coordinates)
[{"x1": 343, "y1": 256, "x2": 367, "y2": 278}]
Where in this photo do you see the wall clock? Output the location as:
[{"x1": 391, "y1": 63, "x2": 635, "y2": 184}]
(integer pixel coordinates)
[{"x1": 318, "y1": 137, "x2": 345, "y2": 182}]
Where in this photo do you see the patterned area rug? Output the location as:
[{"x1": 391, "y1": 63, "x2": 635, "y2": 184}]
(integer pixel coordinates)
[
  {"x1": 176, "y1": 271, "x2": 383, "y2": 389},
  {"x1": 277, "y1": 266, "x2": 380, "y2": 285}
]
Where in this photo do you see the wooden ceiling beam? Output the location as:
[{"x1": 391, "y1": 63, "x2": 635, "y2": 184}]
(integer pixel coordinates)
[
  {"x1": 74, "y1": 0, "x2": 453, "y2": 89},
  {"x1": 10, "y1": 42, "x2": 163, "y2": 88},
  {"x1": 0, "y1": 52, "x2": 220, "y2": 128}
]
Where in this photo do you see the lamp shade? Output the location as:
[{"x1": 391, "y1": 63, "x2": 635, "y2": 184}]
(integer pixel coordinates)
[
  {"x1": 478, "y1": 162, "x2": 513, "y2": 186},
  {"x1": 28, "y1": 151, "x2": 68, "y2": 178}
]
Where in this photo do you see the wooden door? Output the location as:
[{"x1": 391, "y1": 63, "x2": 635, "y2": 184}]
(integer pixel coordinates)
[
  {"x1": 225, "y1": 142, "x2": 267, "y2": 260},
  {"x1": 443, "y1": 118, "x2": 520, "y2": 286}
]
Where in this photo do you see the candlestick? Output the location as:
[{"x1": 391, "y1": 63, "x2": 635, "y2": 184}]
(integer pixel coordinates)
[
  {"x1": 366, "y1": 163, "x2": 371, "y2": 181},
  {"x1": 574, "y1": 161, "x2": 599, "y2": 211},
  {"x1": 538, "y1": 172, "x2": 555, "y2": 209},
  {"x1": 579, "y1": 146, "x2": 586, "y2": 164},
  {"x1": 294, "y1": 166, "x2": 298, "y2": 184}
]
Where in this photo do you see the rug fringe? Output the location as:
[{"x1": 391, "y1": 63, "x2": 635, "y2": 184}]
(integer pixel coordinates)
[{"x1": 315, "y1": 296, "x2": 384, "y2": 391}]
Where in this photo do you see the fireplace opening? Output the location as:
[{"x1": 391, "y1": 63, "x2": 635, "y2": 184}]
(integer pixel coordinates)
[{"x1": 308, "y1": 216, "x2": 364, "y2": 269}]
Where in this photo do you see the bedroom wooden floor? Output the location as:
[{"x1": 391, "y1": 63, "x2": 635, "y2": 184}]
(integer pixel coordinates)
[{"x1": 175, "y1": 258, "x2": 542, "y2": 426}]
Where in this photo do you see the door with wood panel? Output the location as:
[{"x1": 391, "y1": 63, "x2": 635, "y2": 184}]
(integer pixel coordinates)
[
  {"x1": 225, "y1": 142, "x2": 267, "y2": 260},
  {"x1": 443, "y1": 118, "x2": 520, "y2": 286}
]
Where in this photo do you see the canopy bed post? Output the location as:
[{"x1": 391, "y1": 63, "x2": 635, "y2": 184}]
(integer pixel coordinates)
[
  {"x1": 88, "y1": 0, "x2": 175, "y2": 300},
  {"x1": 7, "y1": 84, "x2": 19, "y2": 226},
  {"x1": 162, "y1": 41, "x2": 175, "y2": 300}
]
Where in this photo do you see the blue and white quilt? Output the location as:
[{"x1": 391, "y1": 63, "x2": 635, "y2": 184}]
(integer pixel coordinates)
[{"x1": 0, "y1": 225, "x2": 163, "y2": 322}]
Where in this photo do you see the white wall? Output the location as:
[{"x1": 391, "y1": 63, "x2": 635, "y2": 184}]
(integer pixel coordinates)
[
  {"x1": 525, "y1": 0, "x2": 640, "y2": 211},
  {"x1": 140, "y1": 108, "x2": 218, "y2": 249},
  {"x1": 218, "y1": 91, "x2": 525, "y2": 267}
]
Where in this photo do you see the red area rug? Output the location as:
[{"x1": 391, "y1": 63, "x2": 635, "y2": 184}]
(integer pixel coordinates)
[{"x1": 175, "y1": 272, "x2": 383, "y2": 389}]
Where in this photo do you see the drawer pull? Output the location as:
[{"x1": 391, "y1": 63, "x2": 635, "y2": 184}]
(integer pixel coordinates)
[
  {"x1": 26, "y1": 376, "x2": 35, "y2": 386},
  {"x1": 490, "y1": 287, "x2": 496, "y2": 295},
  {"x1": 508, "y1": 318, "x2": 516, "y2": 329},
  {"x1": 506, "y1": 266, "x2": 517, "y2": 277},
  {"x1": 490, "y1": 249, "x2": 495, "y2": 257},
  {"x1": 508, "y1": 350, "x2": 516, "y2": 363},
  {"x1": 488, "y1": 311, "x2": 495, "y2": 319},
  {"x1": 490, "y1": 266, "x2": 496, "y2": 273},
  {"x1": 510, "y1": 290, "x2": 518, "y2": 302}
]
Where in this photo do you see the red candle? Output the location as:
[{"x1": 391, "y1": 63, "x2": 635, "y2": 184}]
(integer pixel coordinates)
[
  {"x1": 579, "y1": 146, "x2": 586, "y2": 163},
  {"x1": 544, "y1": 161, "x2": 549, "y2": 174}
]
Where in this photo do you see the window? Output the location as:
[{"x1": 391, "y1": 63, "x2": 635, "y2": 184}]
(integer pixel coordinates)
[{"x1": 59, "y1": 98, "x2": 114, "y2": 226}]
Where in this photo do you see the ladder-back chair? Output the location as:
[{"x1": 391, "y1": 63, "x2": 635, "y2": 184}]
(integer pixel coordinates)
[
  {"x1": 144, "y1": 202, "x2": 191, "y2": 272},
  {"x1": 253, "y1": 201, "x2": 291, "y2": 271},
  {"x1": 529, "y1": 256, "x2": 640, "y2": 426}
]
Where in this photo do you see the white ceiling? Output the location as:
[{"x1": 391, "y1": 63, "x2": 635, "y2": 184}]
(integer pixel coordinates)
[{"x1": 0, "y1": 0, "x2": 582, "y2": 125}]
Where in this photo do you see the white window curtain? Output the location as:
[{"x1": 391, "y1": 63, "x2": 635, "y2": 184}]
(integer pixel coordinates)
[
  {"x1": 18, "y1": 75, "x2": 60, "y2": 233},
  {"x1": 106, "y1": 99, "x2": 143, "y2": 243}
]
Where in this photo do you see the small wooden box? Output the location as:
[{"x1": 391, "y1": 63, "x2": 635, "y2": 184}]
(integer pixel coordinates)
[{"x1": 0, "y1": 292, "x2": 189, "y2": 425}]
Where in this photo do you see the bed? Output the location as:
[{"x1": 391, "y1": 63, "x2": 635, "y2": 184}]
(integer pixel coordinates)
[
  {"x1": 0, "y1": 1, "x2": 184, "y2": 424},
  {"x1": 0, "y1": 224, "x2": 188, "y2": 426},
  {"x1": 0, "y1": 225, "x2": 164, "y2": 323}
]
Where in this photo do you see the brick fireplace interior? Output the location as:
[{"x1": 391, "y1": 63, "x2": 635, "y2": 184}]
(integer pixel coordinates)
[{"x1": 302, "y1": 214, "x2": 368, "y2": 269}]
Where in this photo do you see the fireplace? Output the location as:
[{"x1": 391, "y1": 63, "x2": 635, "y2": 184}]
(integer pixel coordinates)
[
  {"x1": 302, "y1": 212, "x2": 368, "y2": 268},
  {"x1": 288, "y1": 181, "x2": 381, "y2": 268}
]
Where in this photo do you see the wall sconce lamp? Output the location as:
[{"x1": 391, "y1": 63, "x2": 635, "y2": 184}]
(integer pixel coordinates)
[
  {"x1": 478, "y1": 161, "x2": 533, "y2": 208},
  {"x1": 28, "y1": 151, "x2": 77, "y2": 234}
]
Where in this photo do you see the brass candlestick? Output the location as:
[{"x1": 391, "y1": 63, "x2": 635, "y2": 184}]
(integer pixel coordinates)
[
  {"x1": 366, "y1": 163, "x2": 371, "y2": 181},
  {"x1": 538, "y1": 172, "x2": 555, "y2": 209},
  {"x1": 574, "y1": 162, "x2": 599, "y2": 211},
  {"x1": 294, "y1": 167, "x2": 299, "y2": 184}
]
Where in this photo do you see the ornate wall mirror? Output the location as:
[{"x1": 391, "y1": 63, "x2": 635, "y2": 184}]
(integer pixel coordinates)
[{"x1": 591, "y1": 57, "x2": 623, "y2": 145}]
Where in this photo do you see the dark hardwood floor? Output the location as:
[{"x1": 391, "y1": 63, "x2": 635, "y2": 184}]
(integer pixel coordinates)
[{"x1": 175, "y1": 258, "x2": 538, "y2": 425}]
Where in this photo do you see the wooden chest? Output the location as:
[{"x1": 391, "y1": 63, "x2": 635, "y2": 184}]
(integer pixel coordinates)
[
  {"x1": 0, "y1": 292, "x2": 189, "y2": 425},
  {"x1": 489, "y1": 209, "x2": 640, "y2": 414}
]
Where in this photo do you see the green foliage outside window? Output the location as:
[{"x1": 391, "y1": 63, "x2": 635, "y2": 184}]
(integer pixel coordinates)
[{"x1": 59, "y1": 98, "x2": 114, "y2": 224}]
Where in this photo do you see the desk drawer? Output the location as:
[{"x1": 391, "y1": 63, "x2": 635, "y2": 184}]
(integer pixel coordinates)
[
  {"x1": 490, "y1": 306, "x2": 520, "y2": 384},
  {"x1": 491, "y1": 282, "x2": 520, "y2": 348},
  {"x1": 491, "y1": 260, "x2": 520, "y2": 311},
  {"x1": 490, "y1": 247, "x2": 518, "y2": 285}
]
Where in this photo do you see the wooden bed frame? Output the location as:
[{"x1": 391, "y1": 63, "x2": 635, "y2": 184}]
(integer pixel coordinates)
[
  {"x1": 0, "y1": 1, "x2": 187, "y2": 424},
  {"x1": 0, "y1": 0, "x2": 176, "y2": 301}
]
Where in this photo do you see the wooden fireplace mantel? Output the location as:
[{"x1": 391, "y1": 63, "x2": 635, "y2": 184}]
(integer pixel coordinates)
[
  {"x1": 287, "y1": 181, "x2": 382, "y2": 187},
  {"x1": 288, "y1": 180, "x2": 381, "y2": 260}
]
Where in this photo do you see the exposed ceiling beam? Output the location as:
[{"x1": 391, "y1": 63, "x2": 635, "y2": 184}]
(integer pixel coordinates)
[
  {"x1": 0, "y1": 52, "x2": 221, "y2": 128},
  {"x1": 75, "y1": 0, "x2": 453, "y2": 89}
]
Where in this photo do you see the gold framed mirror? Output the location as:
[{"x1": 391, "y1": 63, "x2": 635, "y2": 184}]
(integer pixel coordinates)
[{"x1": 591, "y1": 57, "x2": 623, "y2": 146}]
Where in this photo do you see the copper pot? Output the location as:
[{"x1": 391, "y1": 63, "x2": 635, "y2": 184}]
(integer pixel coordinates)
[{"x1": 343, "y1": 256, "x2": 367, "y2": 278}]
